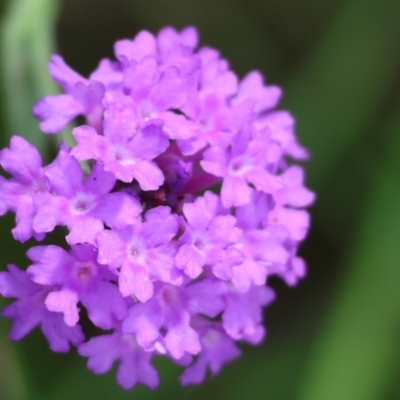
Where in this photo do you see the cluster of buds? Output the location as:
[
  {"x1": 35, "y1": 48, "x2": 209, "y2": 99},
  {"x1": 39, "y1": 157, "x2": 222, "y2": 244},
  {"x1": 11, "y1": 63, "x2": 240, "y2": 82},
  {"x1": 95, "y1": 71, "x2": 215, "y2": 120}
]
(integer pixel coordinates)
[{"x1": 0, "y1": 27, "x2": 314, "y2": 389}]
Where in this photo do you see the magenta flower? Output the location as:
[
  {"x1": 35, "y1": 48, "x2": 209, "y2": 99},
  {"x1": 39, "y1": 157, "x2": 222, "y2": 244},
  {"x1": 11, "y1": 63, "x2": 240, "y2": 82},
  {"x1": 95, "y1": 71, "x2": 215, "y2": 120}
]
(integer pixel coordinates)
[
  {"x1": 122, "y1": 278, "x2": 225, "y2": 359},
  {"x1": 0, "y1": 26, "x2": 314, "y2": 390},
  {"x1": 175, "y1": 191, "x2": 242, "y2": 279},
  {"x1": 78, "y1": 328, "x2": 159, "y2": 390},
  {"x1": 71, "y1": 98, "x2": 169, "y2": 190},
  {"x1": 0, "y1": 264, "x2": 84, "y2": 352},
  {"x1": 33, "y1": 55, "x2": 109, "y2": 134},
  {"x1": 179, "y1": 320, "x2": 241, "y2": 385},
  {"x1": 201, "y1": 127, "x2": 284, "y2": 208},
  {"x1": 33, "y1": 146, "x2": 141, "y2": 244},
  {"x1": 0, "y1": 136, "x2": 48, "y2": 242},
  {"x1": 27, "y1": 244, "x2": 127, "y2": 329},
  {"x1": 96, "y1": 206, "x2": 181, "y2": 302}
]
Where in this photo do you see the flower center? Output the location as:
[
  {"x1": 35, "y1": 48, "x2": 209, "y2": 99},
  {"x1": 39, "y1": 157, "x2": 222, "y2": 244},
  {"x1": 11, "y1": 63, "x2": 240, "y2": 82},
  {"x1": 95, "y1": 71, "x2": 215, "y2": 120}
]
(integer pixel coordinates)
[
  {"x1": 75, "y1": 199, "x2": 91, "y2": 213},
  {"x1": 72, "y1": 193, "x2": 95, "y2": 214},
  {"x1": 29, "y1": 178, "x2": 47, "y2": 195},
  {"x1": 129, "y1": 245, "x2": 140, "y2": 259},
  {"x1": 113, "y1": 150, "x2": 123, "y2": 161},
  {"x1": 231, "y1": 160, "x2": 242, "y2": 171},
  {"x1": 76, "y1": 263, "x2": 95, "y2": 280},
  {"x1": 230, "y1": 156, "x2": 251, "y2": 176},
  {"x1": 110, "y1": 145, "x2": 133, "y2": 165},
  {"x1": 194, "y1": 239, "x2": 204, "y2": 249},
  {"x1": 160, "y1": 286, "x2": 179, "y2": 308}
]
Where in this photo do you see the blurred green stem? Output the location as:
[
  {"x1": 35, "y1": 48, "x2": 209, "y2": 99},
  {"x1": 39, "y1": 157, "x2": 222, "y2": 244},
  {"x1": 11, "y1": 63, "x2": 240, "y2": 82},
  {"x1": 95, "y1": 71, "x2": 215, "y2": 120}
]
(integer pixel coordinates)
[
  {"x1": 0, "y1": 0, "x2": 59, "y2": 154},
  {"x1": 297, "y1": 109, "x2": 400, "y2": 400}
]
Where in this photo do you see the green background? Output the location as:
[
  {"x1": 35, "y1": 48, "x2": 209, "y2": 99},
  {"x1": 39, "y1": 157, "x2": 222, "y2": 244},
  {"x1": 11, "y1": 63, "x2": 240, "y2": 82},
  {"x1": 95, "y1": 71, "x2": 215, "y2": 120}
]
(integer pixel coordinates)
[{"x1": 0, "y1": 0, "x2": 400, "y2": 399}]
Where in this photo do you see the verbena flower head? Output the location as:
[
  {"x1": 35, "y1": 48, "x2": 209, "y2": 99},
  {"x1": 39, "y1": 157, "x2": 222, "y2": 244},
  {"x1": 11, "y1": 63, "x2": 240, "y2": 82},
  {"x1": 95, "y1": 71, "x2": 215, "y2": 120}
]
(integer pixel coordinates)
[{"x1": 0, "y1": 26, "x2": 314, "y2": 390}]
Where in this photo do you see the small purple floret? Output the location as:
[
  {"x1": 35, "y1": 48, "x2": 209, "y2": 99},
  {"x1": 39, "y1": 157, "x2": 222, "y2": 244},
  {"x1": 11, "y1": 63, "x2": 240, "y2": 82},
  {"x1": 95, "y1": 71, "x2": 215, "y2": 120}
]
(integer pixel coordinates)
[
  {"x1": 0, "y1": 136, "x2": 48, "y2": 242},
  {"x1": 33, "y1": 146, "x2": 142, "y2": 244},
  {"x1": 0, "y1": 265, "x2": 84, "y2": 352}
]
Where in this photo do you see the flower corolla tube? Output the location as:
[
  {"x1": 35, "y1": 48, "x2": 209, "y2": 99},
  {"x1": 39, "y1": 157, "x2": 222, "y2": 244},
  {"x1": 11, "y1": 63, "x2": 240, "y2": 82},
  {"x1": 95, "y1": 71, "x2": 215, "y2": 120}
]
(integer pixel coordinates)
[{"x1": 0, "y1": 26, "x2": 314, "y2": 389}]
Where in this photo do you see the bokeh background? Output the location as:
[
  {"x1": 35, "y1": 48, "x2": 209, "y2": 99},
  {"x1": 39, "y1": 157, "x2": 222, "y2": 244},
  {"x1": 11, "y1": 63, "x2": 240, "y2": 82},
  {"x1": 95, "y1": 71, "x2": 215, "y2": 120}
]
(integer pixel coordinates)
[{"x1": 0, "y1": 0, "x2": 400, "y2": 399}]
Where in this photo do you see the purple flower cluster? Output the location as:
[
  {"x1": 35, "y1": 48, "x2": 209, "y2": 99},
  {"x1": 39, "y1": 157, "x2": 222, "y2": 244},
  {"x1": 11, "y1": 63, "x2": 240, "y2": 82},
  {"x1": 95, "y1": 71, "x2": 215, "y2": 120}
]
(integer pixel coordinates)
[{"x1": 0, "y1": 27, "x2": 314, "y2": 389}]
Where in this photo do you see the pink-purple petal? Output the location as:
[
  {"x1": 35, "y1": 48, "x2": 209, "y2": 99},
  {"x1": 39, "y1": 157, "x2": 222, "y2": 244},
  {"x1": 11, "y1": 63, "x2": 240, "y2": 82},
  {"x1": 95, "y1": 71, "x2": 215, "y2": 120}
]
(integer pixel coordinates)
[
  {"x1": 33, "y1": 95, "x2": 82, "y2": 134},
  {"x1": 81, "y1": 281, "x2": 127, "y2": 329},
  {"x1": 175, "y1": 244, "x2": 204, "y2": 278},
  {"x1": 71, "y1": 125, "x2": 107, "y2": 160},
  {"x1": 41, "y1": 311, "x2": 84, "y2": 352},
  {"x1": 93, "y1": 192, "x2": 141, "y2": 228},
  {"x1": 119, "y1": 263, "x2": 153, "y2": 301},
  {"x1": 45, "y1": 290, "x2": 80, "y2": 326},
  {"x1": 132, "y1": 159, "x2": 165, "y2": 190},
  {"x1": 220, "y1": 175, "x2": 252, "y2": 208}
]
